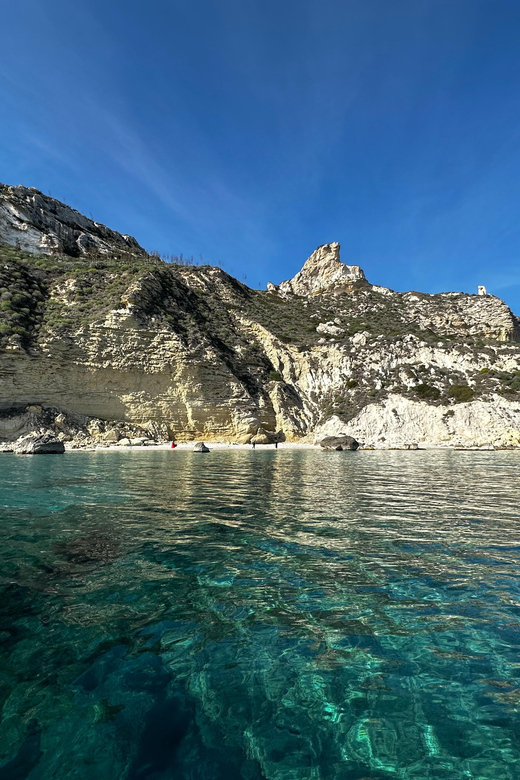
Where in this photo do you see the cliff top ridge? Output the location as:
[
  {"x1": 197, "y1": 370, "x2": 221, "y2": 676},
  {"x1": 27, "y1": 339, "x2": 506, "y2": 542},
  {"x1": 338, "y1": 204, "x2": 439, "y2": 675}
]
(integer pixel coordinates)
[{"x1": 0, "y1": 183, "x2": 145, "y2": 258}]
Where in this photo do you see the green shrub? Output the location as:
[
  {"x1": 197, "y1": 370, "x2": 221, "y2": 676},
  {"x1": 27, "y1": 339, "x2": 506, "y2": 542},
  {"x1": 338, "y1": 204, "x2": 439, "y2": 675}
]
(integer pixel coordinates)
[
  {"x1": 416, "y1": 383, "x2": 441, "y2": 400},
  {"x1": 449, "y1": 384, "x2": 474, "y2": 403},
  {"x1": 269, "y1": 370, "x2": 282, "y2": 382},
  {"x1": 497, "y1": 374, "x2": 520, "y2": 393}
]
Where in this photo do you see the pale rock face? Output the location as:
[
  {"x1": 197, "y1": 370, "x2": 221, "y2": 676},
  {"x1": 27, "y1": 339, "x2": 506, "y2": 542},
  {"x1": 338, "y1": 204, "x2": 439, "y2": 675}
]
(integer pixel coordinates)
[
  {"x1": 279, "y1": 243, "x2": 365, "y2": 296},
  {"x1": 1, "y1": 184, "x2": 520, "y2": 448},
  {"x1": 314, "y1": 394, "x2": 520, "y2": 449},
  {"x1": 371, "y1": 285, "x2": 395, "y2": 296},
  {"x1": 316, "y1": 322, "x2": 345, "y2": 337},
  {"x1": 350, "y1": 331, "x2": 370, "y2": 347},
  {"x1": 415, "y1": 292, "x2": 517, "y2": 342},
  {"x1": 0, "y1": 184, "x2": 144, "y2": 257},
  {"x1": 1, "y1": 277, "x2": 518, "y2": 445}
]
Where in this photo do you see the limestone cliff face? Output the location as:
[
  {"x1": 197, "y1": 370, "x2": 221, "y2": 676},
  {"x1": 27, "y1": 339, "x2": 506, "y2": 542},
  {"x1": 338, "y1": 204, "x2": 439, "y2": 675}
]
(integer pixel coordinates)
[
  {"x1": 314, "y1": 395, "x2": 520, "y2": 449},
  {"x1": 0, "y1": 184, "x2": 144, "y2": 257},
  {"x1": 1, "y1": 186, "x2": 520, "y2": 448},
  {"x1": 276, "y1": 243, "x2": 366, "y2": 296}
]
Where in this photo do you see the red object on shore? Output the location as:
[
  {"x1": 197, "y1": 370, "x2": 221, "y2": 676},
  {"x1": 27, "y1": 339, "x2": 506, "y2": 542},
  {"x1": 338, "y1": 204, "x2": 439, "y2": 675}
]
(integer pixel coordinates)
[{"x1": 171, "y1": 442, "x2": 177, "y2": 449}]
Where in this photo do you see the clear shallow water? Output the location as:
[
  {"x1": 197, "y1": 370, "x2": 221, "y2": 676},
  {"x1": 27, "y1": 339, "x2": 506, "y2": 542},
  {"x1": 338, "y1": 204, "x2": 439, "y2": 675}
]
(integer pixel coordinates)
[{"x1": 1, "y1": 450, "x2": 520, "y2": 779}]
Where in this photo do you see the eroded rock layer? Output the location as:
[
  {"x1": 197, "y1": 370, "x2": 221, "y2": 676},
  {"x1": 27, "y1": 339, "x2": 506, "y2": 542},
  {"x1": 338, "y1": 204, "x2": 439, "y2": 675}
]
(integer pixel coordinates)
[
  {"x1": 1, "y1": 184, "x2": 520, "y2": 448},
  {"x1": 0, "y1": 184, "x2": 144, "y2": 257}
]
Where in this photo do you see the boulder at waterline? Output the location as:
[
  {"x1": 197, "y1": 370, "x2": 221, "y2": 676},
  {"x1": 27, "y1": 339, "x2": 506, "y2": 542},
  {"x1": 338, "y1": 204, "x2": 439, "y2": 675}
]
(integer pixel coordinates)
[
  {"x1": 15, "y1": 434, "x2": 65, "y2": 454},
  {"x1": 320, "y1": 435, "x2": 359, "y2": 451},
  {"x1": 193, "y1": 442, "x2": 210, "y2": 452},
  {"x1": 250, "y1": 428, "x2": 272, "y2": 445},
  {"x1": 250, "y1": 428, "x2": 286, "y2": 445}
]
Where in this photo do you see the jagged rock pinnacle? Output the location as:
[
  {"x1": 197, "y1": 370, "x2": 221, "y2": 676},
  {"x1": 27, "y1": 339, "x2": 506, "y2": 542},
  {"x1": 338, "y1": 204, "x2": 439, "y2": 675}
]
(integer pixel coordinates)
[{"x1": 276, "y1": 242, "x2": 366, "y2": 296}]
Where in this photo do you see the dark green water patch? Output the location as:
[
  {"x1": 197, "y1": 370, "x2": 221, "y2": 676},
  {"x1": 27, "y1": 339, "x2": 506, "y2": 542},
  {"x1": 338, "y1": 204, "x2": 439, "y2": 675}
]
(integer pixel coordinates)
[{"x1": 0, "y1": 449, "x2": 520, "y2": 778}]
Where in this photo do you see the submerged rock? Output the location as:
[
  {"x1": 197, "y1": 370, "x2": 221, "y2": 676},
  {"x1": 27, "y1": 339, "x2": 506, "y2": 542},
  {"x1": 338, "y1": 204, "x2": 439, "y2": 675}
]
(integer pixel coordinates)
[
  {"x1": 320, "y1": 435, "x2": 359, "y2": 451},
  {"x1": 193, "y1": 441, "x2": 210, "y2": 452},
  {"x1": 15, "y1": 434, "x2": 65, "y2": 454}
]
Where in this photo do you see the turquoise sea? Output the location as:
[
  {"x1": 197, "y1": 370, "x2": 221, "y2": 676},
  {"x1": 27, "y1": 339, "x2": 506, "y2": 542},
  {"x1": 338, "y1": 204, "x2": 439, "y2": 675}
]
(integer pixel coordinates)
[{"x1": 1, "y1": 449, "x2": 520, "y2": 779}]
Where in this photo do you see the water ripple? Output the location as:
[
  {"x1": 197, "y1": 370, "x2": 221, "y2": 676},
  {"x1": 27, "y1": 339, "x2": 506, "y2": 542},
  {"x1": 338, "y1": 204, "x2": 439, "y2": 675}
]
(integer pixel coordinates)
[{"x1": 0, "y1": 449, "x2": 520, "y2": 778}]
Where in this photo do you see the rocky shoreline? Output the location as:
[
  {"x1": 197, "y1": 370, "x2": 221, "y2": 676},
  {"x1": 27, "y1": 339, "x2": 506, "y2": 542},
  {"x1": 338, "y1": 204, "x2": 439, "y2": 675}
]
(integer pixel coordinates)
[
  {"x1": 2, "y1": 187, "x2": 520, "y2": 450},
  {"x1": 2, "y1": 398, "x2": 520, "y2": 453}
]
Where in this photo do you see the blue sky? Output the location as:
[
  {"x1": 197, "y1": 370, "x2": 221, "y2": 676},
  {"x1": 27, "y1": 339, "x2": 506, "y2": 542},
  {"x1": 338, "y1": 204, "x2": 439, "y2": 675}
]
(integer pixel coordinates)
[{"x1": 2, "y1": 1, "x2": 520, "y2": 309}]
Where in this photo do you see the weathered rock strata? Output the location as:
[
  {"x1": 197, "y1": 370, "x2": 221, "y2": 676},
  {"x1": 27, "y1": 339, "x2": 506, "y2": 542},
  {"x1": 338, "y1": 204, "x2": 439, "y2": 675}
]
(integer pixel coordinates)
[
  {"x1": 315, "y1": 395, "x2": 520, "y2": 449},
  {"x1": 0, "y1": 404, "x2": 167, "y2": 451},
  {"x1": 277, "y1": 242, "x2": 366, "y2": 296},
  {"x1": 1, "y1": 184, "x2": 520, "y2": 448},
  {"x1": 0, "y1": 184, "x2": 144, "y2": 257}
]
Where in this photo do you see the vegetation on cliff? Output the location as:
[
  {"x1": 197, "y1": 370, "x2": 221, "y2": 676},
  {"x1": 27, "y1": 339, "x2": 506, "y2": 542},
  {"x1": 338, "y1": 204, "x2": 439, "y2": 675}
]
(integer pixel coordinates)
[
  {"x1": 2, "y1": 183, "x2": 520, "y2": 451},
  {"x1": 1, "y1": 238, "x2": 520, "y2": 425}
]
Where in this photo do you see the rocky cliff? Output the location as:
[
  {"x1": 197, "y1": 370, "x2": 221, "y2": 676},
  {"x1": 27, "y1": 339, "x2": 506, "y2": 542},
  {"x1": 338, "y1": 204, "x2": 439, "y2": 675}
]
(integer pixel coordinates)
[
  {"x1": 0, "y1": 184, "x2": 144, "y2": 257},
  {"x1": 1, "y1": 184, "x2": 520, "y2": 449},
  {"x1": 275, "y1": 242, "x2": 366, "y2": 296}
]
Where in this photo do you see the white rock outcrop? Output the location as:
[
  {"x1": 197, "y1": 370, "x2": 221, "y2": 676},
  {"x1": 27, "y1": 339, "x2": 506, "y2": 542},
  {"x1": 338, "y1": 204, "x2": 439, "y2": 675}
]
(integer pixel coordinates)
[
  {"x1": 1, "y1": 183, "x2": 520, "y2": 449},
  {"x1": 316, "y1": 322, "x2": 345, "y2": 337},
  {"x1": 314, "y1": 394, "x2": 520, "y2": 449},
  {"x1": 279, "y1": 243, "x2": 365, "y2": 296},
  {"x1": 0, "y1": 184, "x2": 144, "y2": 257}
]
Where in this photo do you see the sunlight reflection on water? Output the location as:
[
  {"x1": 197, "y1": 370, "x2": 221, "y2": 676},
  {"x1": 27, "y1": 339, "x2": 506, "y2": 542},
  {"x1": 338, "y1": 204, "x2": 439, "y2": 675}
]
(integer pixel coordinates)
[{"x1": 0, "y1": 449, "x2": 520, "y2": 779}]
